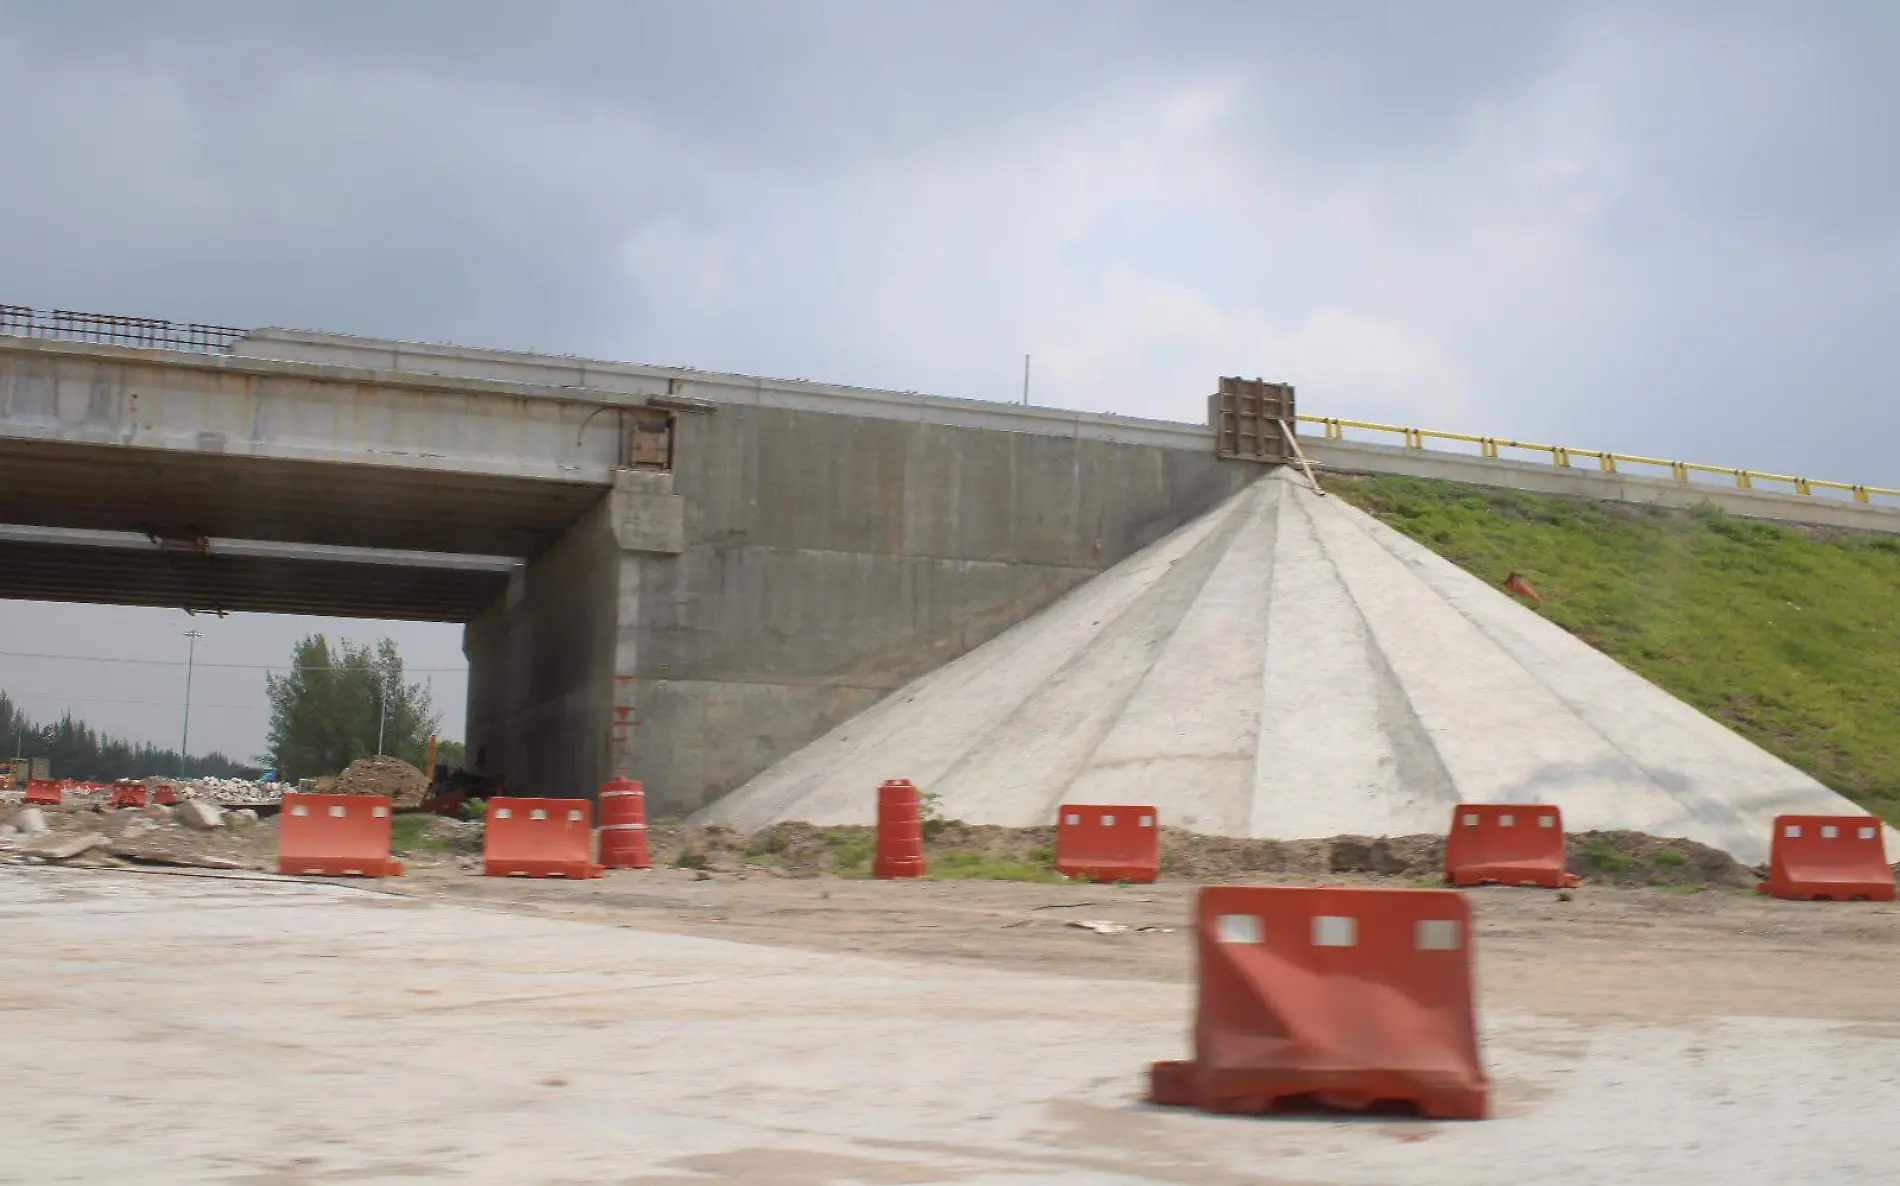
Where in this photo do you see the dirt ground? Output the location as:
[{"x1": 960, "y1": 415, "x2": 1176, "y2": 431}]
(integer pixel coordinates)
[
  {"x1": 8, "y1": 797, "x2": 1898, "y2": 1027},
  {"x1": 380, "y1": 862, "x2": 1900, "y2": 1025}
]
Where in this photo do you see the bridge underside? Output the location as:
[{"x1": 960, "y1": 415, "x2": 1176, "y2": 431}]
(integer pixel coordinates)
[
  {"x1": 0, "y1": 536, "x2": 508, "y2": 621},
  {"x1": 0, "y1": 437, "x2": 602, "y2": 557}
]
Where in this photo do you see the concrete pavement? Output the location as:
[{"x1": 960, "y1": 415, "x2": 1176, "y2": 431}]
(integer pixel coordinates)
[{"x1": 2, "y1": 867, "x2": 1897, "y2": 1185}]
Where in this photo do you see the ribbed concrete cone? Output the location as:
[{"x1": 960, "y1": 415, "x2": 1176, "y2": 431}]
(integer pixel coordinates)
[{"x1": 698, "y1": 471, "x2": 1886, "y2": 865}]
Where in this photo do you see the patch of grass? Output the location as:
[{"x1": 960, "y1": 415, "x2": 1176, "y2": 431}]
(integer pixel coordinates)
[
  {"x1": 671, "y1": 848, "x2": 709, "y2": 870},
  {"x1": 1657, "y1": 883, "x2": 1705, "y2": 894},
  {"x1": 388, "y1": 812, "x2": 478, "y2": 855},
  {"x1": 1578, "y1": 840, "x2": 1634, "y2": 874},
  {"x1": 822, "y1": 829, "x2": 876, "y2": 875},
  {"x1": 1327, "y1": 474, "x2": 1900, "y2": 823},
  {"x1": 1654, "y1": 849, "x2": 1688, "y2": 869},
  {"x1": 925, "y1": 851, "x2": 1067, "y2": 882}
]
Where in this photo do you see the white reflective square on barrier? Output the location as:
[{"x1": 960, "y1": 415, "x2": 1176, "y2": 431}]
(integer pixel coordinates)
[
  {"x1": 1416, "y1": 920, "x2": 1461, "y2": 950},
  {"x1": 328, "y1": 806, "x2": 346, "y2": 818},
  {"x1": 1823, "y1": 825, "x2": 1839, "y2": 839},
  {"x1": 1312, "y1": 915, "x2": 1357, "y2": 947},
  {"x1": 1216, "y1": 914, "x2": 1263, "y2": 944},
  {"x1": 530, "y1": 809, "x2": 548, "y2": 820}
]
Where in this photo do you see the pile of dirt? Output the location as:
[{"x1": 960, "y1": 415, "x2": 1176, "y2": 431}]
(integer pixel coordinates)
[
  {"x1": 641, "y1": 818, "x2": 1759, "y2": 888},
  {"x1": 333, "y1": 757, "x2": 429, "y2": 809},
  {"x1": 1565, "y1": 830, "x2": 1756, "y2": 887}
]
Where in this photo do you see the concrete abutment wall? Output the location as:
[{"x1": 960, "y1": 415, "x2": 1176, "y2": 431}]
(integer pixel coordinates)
[{"x1": 467, "y1": 403, "x2": 1258, "y2": 815}]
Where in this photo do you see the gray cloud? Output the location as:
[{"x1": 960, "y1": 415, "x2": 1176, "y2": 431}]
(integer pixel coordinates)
[{"x1": 2, "y1": 0, "x2": 1898, "y2": 754}]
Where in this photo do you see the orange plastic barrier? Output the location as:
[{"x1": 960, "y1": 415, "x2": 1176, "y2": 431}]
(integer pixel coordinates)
[
  {"x1": 150, "y1": 782, "x2": 177, "y2": 806},
  {"x1": 483, "y1": 797, "x2": 601, "y2": 879},
  {"x1": 1757, "y1": 815, "x2": 1895, "y2": 902},
  {"x1": 873, "y1": 779, "x2": 925, "y2": 879},
  {"x1": 24, "y1": 779, "x2": 62, "y2": 806},
  {"x1": 597, "y1": 777, "x2": 651, "y2": 870},
  {"x1": 1055, "y1": 804, "x2": 1159, "y2": 883},
  {"x1": 277, "y1": 792, "x2": 404, "y2": 877},
  {"x1": 109, "y1": 781, "x2": 147, "y2": 809},
  {"x1": 1149, "y1": 885, "x2": 1488, "y2": 1119},
  {"x1": 1444, "y1": 804, "x2": 1575, "y2": 889}
]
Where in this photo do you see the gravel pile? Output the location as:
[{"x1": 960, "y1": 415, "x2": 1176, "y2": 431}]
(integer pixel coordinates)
[{"x1": 140, "y1": 776, "x2": 291, "y2": 804}]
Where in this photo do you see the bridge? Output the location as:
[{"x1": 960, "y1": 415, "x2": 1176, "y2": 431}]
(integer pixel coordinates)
[
  {"x1": 9, "y1": 305, "x2": 1895, "y2": 814},
  {"x1": 0, "y1": 309, "x2": 1254, "y2": 812}
]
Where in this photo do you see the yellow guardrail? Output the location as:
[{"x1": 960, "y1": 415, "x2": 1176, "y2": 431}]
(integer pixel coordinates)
[{"x1": 1296, "y1": 415, "x2": 1900, "y2": 506}]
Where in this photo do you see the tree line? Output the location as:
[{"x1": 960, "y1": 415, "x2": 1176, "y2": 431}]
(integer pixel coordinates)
[
  {"x1": 0, "y1": 691, "x2": 258, "y2": 782},
  {"x1": 3, "y1": 634, "x2": 464, "y2": 784}
]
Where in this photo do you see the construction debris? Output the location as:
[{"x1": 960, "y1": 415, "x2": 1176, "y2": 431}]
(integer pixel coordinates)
[
  {"x1": 175, "y1": 801, "x2": 224, "y2": 830},
  {"x1": 143, "y1": 776, "x2": 293, "y2": 804},
  {"x1": 10, "y1": 807, "x2": 49, "y2": 837},
  {"x1": 334, "y1": 756, "x2": 429, "y2": 809},
  {"x1": 28, "y1": 832, "x2": 108, "y2": 862}
]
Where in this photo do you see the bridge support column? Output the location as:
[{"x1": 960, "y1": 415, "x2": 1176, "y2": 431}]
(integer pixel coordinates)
[{"x1": 463, "y1": 470, "x2": 682, "y2": 801}]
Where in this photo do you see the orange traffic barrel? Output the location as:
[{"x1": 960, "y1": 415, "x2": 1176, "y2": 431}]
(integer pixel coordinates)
[
  {"x1": 597, "y1": 778, "x2": 651, "y2": 869},
  {"x1": 873, "y1": 779, "x2": 925, "y2": 879}
]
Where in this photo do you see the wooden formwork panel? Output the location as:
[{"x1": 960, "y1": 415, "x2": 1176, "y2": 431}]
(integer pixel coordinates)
[{"x1": 1211, "y1": 377, "x2": 1296, "y2": 463}]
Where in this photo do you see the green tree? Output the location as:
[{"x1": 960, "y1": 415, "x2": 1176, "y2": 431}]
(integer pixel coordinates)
[
  {"x1": 433, "y1": 738, "x2": 467, "y2": 772},
  {"x1": 263, "y1": 636, "x2": 441, "y2": 779}
]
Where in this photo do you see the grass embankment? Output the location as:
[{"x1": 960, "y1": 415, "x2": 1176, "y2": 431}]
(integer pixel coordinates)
[{"x1": 1325, "y1": 474, "x2": 1900, "y2": 822}]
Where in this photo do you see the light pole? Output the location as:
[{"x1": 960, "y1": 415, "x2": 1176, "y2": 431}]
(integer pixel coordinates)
[
  {"x1": 180, "y1": 629, "x2": 202, "y2": 777},
  {"x1": 375, "y1": 670, "x2": 389, "y2": 756}
]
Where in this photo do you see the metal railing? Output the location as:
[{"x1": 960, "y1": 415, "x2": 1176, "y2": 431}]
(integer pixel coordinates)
[
  {"x1": 0, "y1": 305, "x2": 247, "y2": 355},
  {"x1": 1298, "y1": 414, "x2": 1900, "y2": 507}
]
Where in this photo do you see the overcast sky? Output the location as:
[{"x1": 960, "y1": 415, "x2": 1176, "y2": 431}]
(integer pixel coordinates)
[{"x1": 3, "y1": 0, "x2": 1898, "y2": 761}]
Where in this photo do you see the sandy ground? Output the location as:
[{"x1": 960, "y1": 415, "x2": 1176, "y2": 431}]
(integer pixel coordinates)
[
  {"x1": 394, "y1": 863, "x2": 1900, "y2": 1024},
  {"x1": 3, "y1": 860, "x2": 1898, "y2": 1184}
]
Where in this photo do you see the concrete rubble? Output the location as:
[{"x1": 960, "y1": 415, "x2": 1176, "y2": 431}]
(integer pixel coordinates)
[
  {"x1": 175, "y1": 801, "x2": 224, "y2": 830},
  {"x1": 140, "y1": 775, "x2": 292, "y2": 804},
  {"x1": 1, "y1": 799, "x2": 274, "y2": 872}
]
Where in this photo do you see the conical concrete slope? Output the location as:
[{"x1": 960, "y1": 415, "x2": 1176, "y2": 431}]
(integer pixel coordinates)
[{"x1": 699, "y1": 471, "x2": 1883, "y2": 863}]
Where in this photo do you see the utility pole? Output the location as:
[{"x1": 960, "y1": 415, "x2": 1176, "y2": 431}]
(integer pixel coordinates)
[
  {"x1": 180, "y1": 629, "x2": 202, "y2": 777},
  {"x1": 1022, "y1": 354, "x2": 1031, "y2": 405},
  {"x1": 375, "y1": 671, "x2": 389, "y2": 756}
]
